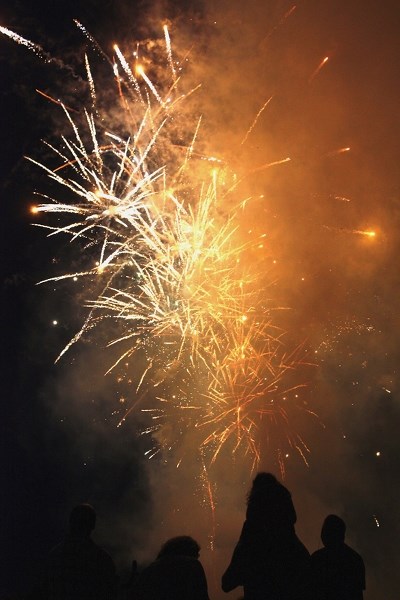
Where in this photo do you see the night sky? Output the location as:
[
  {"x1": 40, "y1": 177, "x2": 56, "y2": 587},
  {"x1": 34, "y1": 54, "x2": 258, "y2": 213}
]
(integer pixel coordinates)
[{"x1": 1, "y1": 1, "x2": 400, "y2": 599}]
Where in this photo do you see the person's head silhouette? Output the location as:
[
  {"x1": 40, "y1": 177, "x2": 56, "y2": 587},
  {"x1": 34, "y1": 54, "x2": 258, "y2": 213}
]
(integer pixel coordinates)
[
  {"x1": 252, "y1": 472, "x2": 279, "y2": 490},
  {"x1": 69, "y1": 503, "x2": 96, "y2": 538},
  {"x1": 321, "y1": 514, "x2": 346, "y2": 548},
  {"x1": 157, "y1": 536, "x2": 200, "y2": 559},
  {"x1": 247, "y1": 472, "x2": 280, "y2": 504}
]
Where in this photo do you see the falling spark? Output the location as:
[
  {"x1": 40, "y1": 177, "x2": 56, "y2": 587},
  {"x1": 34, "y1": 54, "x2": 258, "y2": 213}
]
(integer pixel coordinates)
[
  {"x1": 163, "y1": 22, "x2": 177, "y2": 83},
  {"x1": 250, "y1": 157, "x2": 291, "y2": 174},
  {"x1": 354, "y1": 230, "x2": 376, "y2": 238},
  {"x1": 241, "y1": 96, "x2": 273, "y2": 145},
  {"x1": 325, "y1": 146, "x2": 351, "y2": 157},
  {"x1": 0, "y1": 25, "x2": 80, "y2": 76},
  {"x1": 261, "y1": 4, "x2": 297, "y2": 44},
  {"x1": 373, "y1": 514, "x2": 380, "y2": 527},
  {"x1": 309, "y1": 56, "x2": 329, "y2": 82},
  {"x1": 136, "y1": 64, "x2": 165, "y2": 105},
  {"x1": 35, "y1": 89, "x2": 79, "y2": 113},
  {"x1": 0, "y1": 25, "x2": 47, "y2": 57},
  {"x1": 334, "y1": 195, "x2": 351, "y2": 202},
  {"x1": 323, "y1": 226, "x2": 377, "y2": 239}
]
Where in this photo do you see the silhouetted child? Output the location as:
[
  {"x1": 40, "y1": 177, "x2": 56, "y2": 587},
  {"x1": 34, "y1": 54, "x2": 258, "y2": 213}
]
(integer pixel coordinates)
[
  {"x1": 32, "y1": 503, "x2": 116, "y2": 600},
  {"x1": 131, "y1": 535, "x2": 209, "y2": 600},
  {"x1": 311, "y1": 514, "x2": 366, "y2": 600}
]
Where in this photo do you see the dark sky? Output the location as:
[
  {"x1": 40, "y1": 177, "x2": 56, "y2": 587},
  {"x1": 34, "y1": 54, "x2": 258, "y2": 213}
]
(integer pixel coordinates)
[{"x1": 1, "y1": 1, "x2": 400, "y2": 599}]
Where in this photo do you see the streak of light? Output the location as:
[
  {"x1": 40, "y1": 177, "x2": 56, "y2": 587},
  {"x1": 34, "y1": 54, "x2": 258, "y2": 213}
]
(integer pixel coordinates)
[
  {"x1": 241, "y1": 96, "x2": 273, "y2": 145},
  {"x1": 323, "y1": 226, "x2": 377, "y2": 239},
  {"x1": 261, "y1": 4, "x2": 297, "y2": 44},
  {"x1": 309, "y1": 56, "x2": 329, "y2": 82},
  {"x1": 249, "y1": 157, "x2": 291, "y2": 174},
  {"x1": 35, "y1": 89, "x2": 79, "y2": 113},
  {"x1": 325, "y1": 146, "x2": 351, "y2": 157}
]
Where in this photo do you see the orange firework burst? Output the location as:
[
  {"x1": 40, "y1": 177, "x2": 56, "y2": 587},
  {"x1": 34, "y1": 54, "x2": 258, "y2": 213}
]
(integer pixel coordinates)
[{"x1": 2, "y1": 22, "x2": 313, "y2": 471}]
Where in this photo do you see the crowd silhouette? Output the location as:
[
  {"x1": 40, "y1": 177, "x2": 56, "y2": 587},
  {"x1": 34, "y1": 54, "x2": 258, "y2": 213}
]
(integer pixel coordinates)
[{"x1": 25, "y1": 473, "x2": 366, "y2": 600}]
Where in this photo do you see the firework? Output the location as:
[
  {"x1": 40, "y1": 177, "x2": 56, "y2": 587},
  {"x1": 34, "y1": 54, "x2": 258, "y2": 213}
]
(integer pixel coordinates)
[{"x1": 3, "y1": 22, "x2": 311, "y2": 470}]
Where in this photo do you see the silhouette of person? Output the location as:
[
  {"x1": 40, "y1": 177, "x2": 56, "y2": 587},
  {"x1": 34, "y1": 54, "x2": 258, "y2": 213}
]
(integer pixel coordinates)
[
  {"x1": 311, "y1": 514, "x2": 366, "y2": 600},
  {"x1": 32, "y1": 503, "x2": 116, "y2": 600},
  {"x1": 131, "y1": 535, "x2": 210, "y2": 600},
  {"x1": 222, "y1": 472, "x2": 310, "y2": 600}
]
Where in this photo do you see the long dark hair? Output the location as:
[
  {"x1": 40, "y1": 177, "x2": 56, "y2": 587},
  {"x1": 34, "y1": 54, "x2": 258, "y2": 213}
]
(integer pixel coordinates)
[
  {"x1": 247, "y1": 472, "x2": 280, "y2": 506},
  {"x1": 246, "y1": 472, "x2": 297, "y2": 528}
]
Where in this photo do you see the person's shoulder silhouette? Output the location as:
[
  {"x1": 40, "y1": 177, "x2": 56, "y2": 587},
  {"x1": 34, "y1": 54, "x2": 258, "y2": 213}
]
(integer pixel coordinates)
[
  {"x1": 311, "y1": 514, "x2": 366, "y2": 600},
  {"x1": 131, "y1": 535, "x2": 209, "y2": 600},
  {"x1": 40, "y1": 503, "x2": 116, "y2": 600}
]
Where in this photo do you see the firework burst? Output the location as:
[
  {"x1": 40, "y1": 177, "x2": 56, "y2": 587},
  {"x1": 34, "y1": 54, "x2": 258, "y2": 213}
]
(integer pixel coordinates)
[{"x1": 3, "y1": 22, "x2": 313, "y2": 471}]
